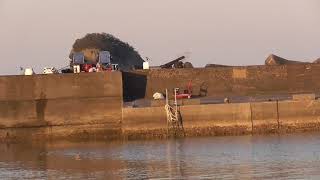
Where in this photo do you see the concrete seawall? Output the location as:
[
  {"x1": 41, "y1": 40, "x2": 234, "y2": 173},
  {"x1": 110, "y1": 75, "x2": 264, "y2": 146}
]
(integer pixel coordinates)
[
  {"x1": 180, "y1": 103, "x2": 252, "y2": 136},
  {"x1": 3, "y1": 98, "x2": 320, "y2": 141},
  {"x1": 122, "y1": 107, "x2": 167, "y2": 139},
  {"x1": 278, "y1": 100, "x2": 320, "y2": 132},
  {"x1": 2, "y1": 65, "x2": 320, "y2": 141},
  {"x1": 122, "y1": 98, "x2": 320, "y2": 140},
  {"x1": 0, "y1": 72, "x2": 123, "y2": 141},
  {"x1": 123, "y1": 64, "x2": 320, "y2": 100}
]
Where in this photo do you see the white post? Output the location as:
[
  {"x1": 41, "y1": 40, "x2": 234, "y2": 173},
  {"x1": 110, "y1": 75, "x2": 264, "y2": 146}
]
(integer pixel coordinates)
[
  {"x1": 174, "y1": 88, "x2": 178, "y2": 116},
  {"x1": 166, "y1": 89, "x2": 168, "y2": 105}
]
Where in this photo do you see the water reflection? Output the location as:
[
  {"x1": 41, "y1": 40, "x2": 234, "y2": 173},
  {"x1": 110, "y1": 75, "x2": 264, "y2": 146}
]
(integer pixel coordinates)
[{"x1": 1, "y1": 133, "x2": 320, "y2": 179}]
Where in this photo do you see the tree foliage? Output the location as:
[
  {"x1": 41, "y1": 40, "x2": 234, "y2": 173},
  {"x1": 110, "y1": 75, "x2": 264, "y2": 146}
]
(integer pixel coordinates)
[{"x1": 71, "y1": 33, "x2": 143, "y2": 69}]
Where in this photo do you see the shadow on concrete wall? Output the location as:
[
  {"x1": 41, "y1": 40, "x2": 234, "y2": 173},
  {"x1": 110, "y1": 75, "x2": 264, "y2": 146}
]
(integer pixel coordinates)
[
  {"x1": 122, "y1": 72, "x2": 147, "y2": 102},
  {"x1": 36, "y1": 92, "x2": 47, "y2": 122}
]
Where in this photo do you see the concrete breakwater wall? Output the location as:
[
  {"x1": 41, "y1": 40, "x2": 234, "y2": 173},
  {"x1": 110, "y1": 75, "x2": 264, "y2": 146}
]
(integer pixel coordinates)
[
  {"x1": 2, "y1": 95, "x2": 320, "y2": 141},
  {"x1": 123, "y1": 64, "x2": 320, "y2": 100},
  {"x1": 1, "y1": 64, "x2": 320, "y2": 141},
  {"x1": 122, "y1": 97, "x2": 320, "y2": 139},
  {"x1": 0, "y1": 72, "x2": 123, "y2": 141}
]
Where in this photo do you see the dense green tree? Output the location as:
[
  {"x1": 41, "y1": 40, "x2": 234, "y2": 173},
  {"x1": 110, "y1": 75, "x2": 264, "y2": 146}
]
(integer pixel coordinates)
[{"x1": 70, "y1": 33, "x2": 144, "y2": 70}]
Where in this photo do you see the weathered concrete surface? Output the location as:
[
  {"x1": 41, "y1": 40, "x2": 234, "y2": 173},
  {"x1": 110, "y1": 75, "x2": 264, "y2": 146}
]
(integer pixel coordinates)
[
  {"x1": 121, "y1": 99, "x2": 320, "y2": 140},
  {"x1": 292, "y1": 93, "x2": 316, "y2": 101},
  {"x1": 122, "y1": 107, "x2": 167, "y2": 140},
  {"x1": 251, "y1": 102, "x2": 279, "y2": 134},
  {"x1": 180, "y1": 104, "x2": 252, "y2": 136},
  {"x1": 0, "y1": 100, "x2": 40, "y2": 128},
  {"x1": 278, "y1": 100, "x2": 320, "y2": 133},
  {"x1": 124, "y1": 64, "x2": 320, "y2": 100},
  {"x1": 3, "y1": 98, "x2": 320, "y2": 141},
  {"x1": 150, "y1": 99, "x2": 200, "y2": 107},
  {"x1": 122, "y1": 103, "x2": 253, "y2": 138},
  {"x1": 0, "y1": 124, "x2": 121, "y2": 142},
  {"x1": 44, "y1": 97, "x2": 122, "y2": 126},
  {"x1": 0, "y1": 72, "x2": 123, "y2": 141},
  {"x1": 3, "y1": 65, "x2": 320, "y2": 141},
  {"x1": 0, "y1": 72, "x2": 122, "y2": 101},
  {"x1": 0, "y1": 97, "x2": 122, "y2": 128}
]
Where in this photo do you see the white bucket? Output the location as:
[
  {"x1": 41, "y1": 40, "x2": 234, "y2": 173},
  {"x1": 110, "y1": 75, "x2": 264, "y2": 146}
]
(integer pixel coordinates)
[
  {"x1": 24, "y1": 68, "x2": 34, "y2": 75},
  {"x1": 143, "y1": 62, "x2": 150, "y2": 70}
]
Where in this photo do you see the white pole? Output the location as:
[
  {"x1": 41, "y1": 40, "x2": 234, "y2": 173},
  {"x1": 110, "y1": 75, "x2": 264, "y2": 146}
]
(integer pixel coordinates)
[
  {"x1": 166, "y1": 89, "x2": 168, "y2": 105},
  {"x1": 174, "y1": 89, "x2": 178, "y2": 116}
]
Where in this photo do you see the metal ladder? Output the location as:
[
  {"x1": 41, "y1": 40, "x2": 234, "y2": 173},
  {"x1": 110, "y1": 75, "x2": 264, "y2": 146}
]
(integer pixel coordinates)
[{"x1": 165, "y1": 89, "x2": 185, "y2": 138}]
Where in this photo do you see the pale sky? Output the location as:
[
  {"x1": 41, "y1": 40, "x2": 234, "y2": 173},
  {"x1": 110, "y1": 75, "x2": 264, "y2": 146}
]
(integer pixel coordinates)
[{"x1": 0, "y1": 0, "x2": 319, "y2": 75}]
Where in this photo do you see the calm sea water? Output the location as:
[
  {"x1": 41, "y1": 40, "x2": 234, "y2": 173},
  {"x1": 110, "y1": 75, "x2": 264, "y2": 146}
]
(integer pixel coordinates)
[{"x1": 1, "y1": 133, "x2": 320, "y2": 179}]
